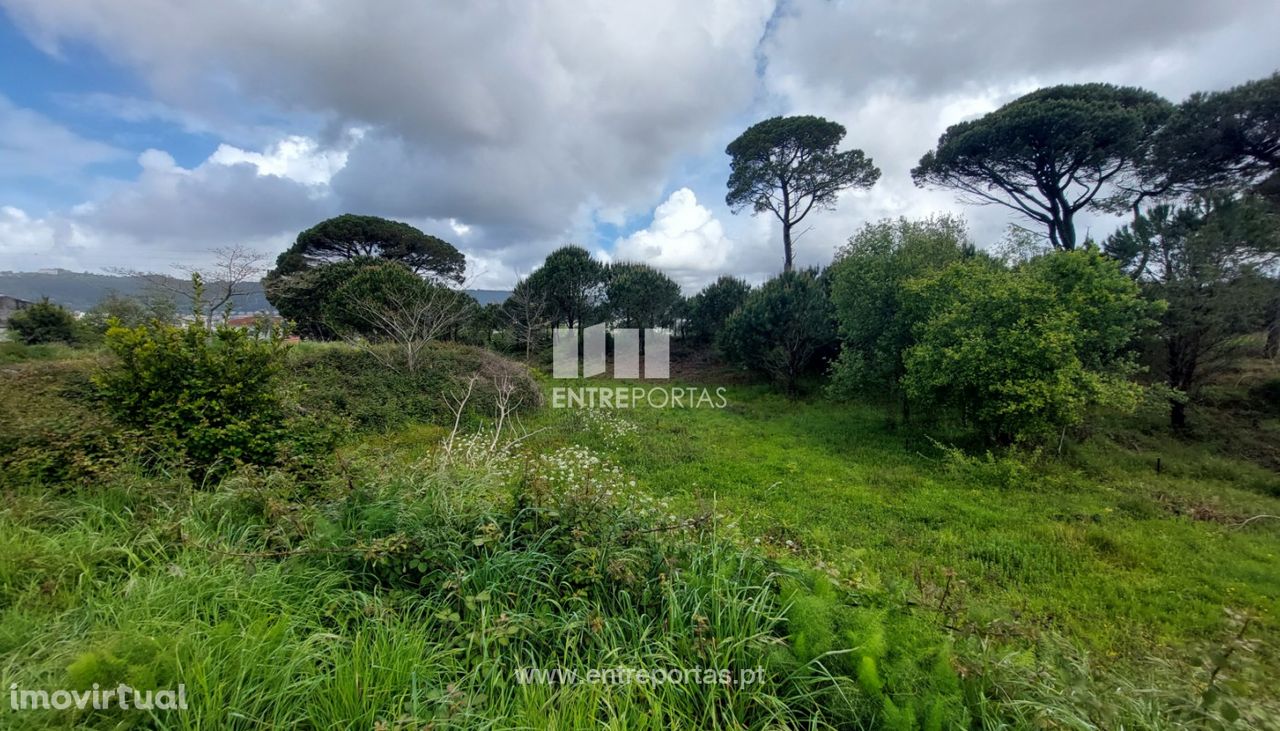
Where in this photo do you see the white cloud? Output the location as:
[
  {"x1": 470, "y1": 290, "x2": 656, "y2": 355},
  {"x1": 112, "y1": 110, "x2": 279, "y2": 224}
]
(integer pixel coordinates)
[
  {"x1": 761, "y1": 0, "x2": 1270, "y2": 101},
  {"x1": 77, "y1": 143, "x2": 335, "y2": 247},
  {"x1": 0, "y1": 94, "x2": 125, "y2": 179},
  {"x1": 2, "y1": 0, "x2": 1279, "y2": 282},
  {"x1": 137, "y1": 148, "x2": 179, "y2": 173},
  {"x1": 0, "y1": 135, "x2": 344, "y2": 272},
  {"x1": 3, "y1": 0, "x2": 776, "y2": 248},
  {"x1": 610, "y1": 188, "x2": 734, "y2": 291},
  {"x1": 208, "y1": 133, "x2": 358, "y2": 187},
  {"x1": 0, "y1": 205, "x2": 94, "y2": 270}
]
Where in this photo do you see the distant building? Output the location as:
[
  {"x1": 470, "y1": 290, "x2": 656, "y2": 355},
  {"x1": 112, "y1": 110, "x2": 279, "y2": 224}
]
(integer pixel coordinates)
[
  {"x1": 221, "y1": 313, "x2": 298, "y2": 340},
  {"x1": 224, "y1": 313, "x2": 283, "y2": 329},
  {"x1": 0, "y1": 294, "x2": 34, "y2": 328}
]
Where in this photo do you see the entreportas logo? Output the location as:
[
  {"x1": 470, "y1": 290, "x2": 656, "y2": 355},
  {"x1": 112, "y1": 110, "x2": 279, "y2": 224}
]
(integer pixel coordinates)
[
  {"x1": 550, "y1": 323, "x2": 726, "y2": 409},
  {"x1": 553, "y1": 324, "x2": 669, "y2": 380}
]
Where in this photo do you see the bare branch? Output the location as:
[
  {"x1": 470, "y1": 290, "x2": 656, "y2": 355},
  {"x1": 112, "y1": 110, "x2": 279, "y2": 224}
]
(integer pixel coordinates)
[{"x1": 110, "y1": 244, "x2": 265, "y2": 325}]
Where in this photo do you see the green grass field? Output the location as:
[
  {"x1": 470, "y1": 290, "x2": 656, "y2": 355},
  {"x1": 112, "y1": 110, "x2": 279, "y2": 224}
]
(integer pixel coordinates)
[{"x1": 527, "y1": 384, "x2": 1280, "y2": 667}]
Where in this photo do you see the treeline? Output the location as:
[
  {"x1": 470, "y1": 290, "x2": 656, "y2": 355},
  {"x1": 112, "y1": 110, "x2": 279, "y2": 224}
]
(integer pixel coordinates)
[
  {"x1": 503, "y1": 71, "x2": 1280, "y2": 443},
  {"x1": 14, "y1": 72, "x2": 1276, "y2": 447},
  {"x1": 496, "y1": 222, "x2": 1158, "y2": 448},
  {"x1": 701, "y1": 71, "x2": 1280, "y2": 440}
]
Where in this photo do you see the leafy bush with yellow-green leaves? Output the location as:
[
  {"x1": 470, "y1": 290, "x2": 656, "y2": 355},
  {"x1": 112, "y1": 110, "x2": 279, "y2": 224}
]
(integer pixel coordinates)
[
  {"x1": 94, "y1": 317, "x2": 289, "y2": 480},
  {"x1": 901, "y1": 251, "x2": 1154, "y2": 445}
]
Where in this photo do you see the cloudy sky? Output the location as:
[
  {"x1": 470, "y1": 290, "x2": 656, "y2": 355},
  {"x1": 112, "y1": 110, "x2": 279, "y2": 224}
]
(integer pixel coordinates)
[{"x1": 1, "y1": 0, "x2": 1277, "y2": 290}]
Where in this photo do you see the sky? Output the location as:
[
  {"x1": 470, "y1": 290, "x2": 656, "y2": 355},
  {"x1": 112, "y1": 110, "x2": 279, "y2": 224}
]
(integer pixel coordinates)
[{"x1": 0, "y1": 0, "x2": 1277, "y2": 291}]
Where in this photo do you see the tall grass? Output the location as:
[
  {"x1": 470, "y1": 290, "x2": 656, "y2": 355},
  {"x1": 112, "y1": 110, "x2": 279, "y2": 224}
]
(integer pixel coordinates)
[{"x1": 1, "y1": 454, "x2": 967, "y2": 729}]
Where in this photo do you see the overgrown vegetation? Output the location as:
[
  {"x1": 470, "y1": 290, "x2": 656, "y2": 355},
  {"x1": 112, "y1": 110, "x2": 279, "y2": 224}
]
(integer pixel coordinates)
[
  {"x1": 3, "y1": 348, "x2": 1278, "y2": 729},
  {"x1": 285, "y1": 341, "x2": 540, "y2": 432}
]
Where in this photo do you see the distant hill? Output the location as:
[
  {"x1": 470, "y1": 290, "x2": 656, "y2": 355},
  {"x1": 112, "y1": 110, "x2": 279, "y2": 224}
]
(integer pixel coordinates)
[{"x1": 0, "y1": 269, "x2": 510, "y2": 312}]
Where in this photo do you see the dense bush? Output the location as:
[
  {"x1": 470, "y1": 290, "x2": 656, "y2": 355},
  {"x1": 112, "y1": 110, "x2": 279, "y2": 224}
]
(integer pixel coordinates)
[
  {"x1": 827, "y1": 215, "x2": 973, "y2": 413},
  {"x1": 6, "y1": 298, "x2": 81, "y2": 345},
  {"x1": 825, "y1": 232, "x2": 1154, "y2": 444},
  {"x1": 264, "y1": 256, "x2": 385, "y2": 338},
  {"x1": 95, "y1": 319, "x2": 288, "y2": 480},
  {"x1": 902, "y1": 256, "x2": 1147, "y2": 444},
  {"x1": 719, "y1": 269, "x2": 835, "y2": 395},
  {"x1": 286, "y1": 342, "x2": 541, "y2": 432},
  {"x1": 1020, "y1": 248, "x2": 1159, "y2": 373},
  {"x1": 683, "y1": 275, "x2": 752, "y2": 344},
  {"x1": 324, "y1": 260, "x2": 476, "y2": 344}
]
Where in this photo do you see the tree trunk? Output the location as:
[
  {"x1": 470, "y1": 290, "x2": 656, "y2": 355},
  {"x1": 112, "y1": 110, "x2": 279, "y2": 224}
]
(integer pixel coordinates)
[
  {"x1": 782, "y1": 222, "x2": 794, "y2": 273},
  {"x1": 1049, "y1": 200, "x2": 1077, "y2": 251},
  {"x1": 1265, "y1": 295, "x2": 1280, "y2": 359},
  {"x1": 1060, "y1": 209, "x2": 1077, "y2": 251},
  {"x1": 1166, "y1": 337, "x2": 1196, "y2": 431}
]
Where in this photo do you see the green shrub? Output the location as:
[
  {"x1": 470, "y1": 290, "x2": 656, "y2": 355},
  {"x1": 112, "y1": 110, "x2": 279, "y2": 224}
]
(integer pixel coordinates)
[
  {"x1": 7, "y1": 298, "x2": 81, "y2": 345},
  {"x1": 1019, "y1": 248, "x2": 1159, "y2": 374},
  {"x1": 903, "y1": 259, "x2": 1145, "y2": 445},
  {"x1": 938, "y1": 442, "x2": 1035, "y2": 491},
  {"x1": 95, "y1": 319, "x2": 288, "y2": 480},
  {"x1": 827, "y1": 215, "x2": 973, "y2": 410},
  {"x1": 264, "y1": 256, "x2": 384, "y2": 339},
  {"x1": 324, "y1": 261, "x2": 477, "y2": 345},
  {"x1": 777, "y1": 572, "x2": 969, "y2": 729},
  {"x1": 683, "y1": 275, "x2": 752, "y2": 344},
  {"x1": 66, "y1": 633, "x2": 177, "y2": 691},
  {"x1": 719, "y1": 269, "x2": 836, "y2": 395}
]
